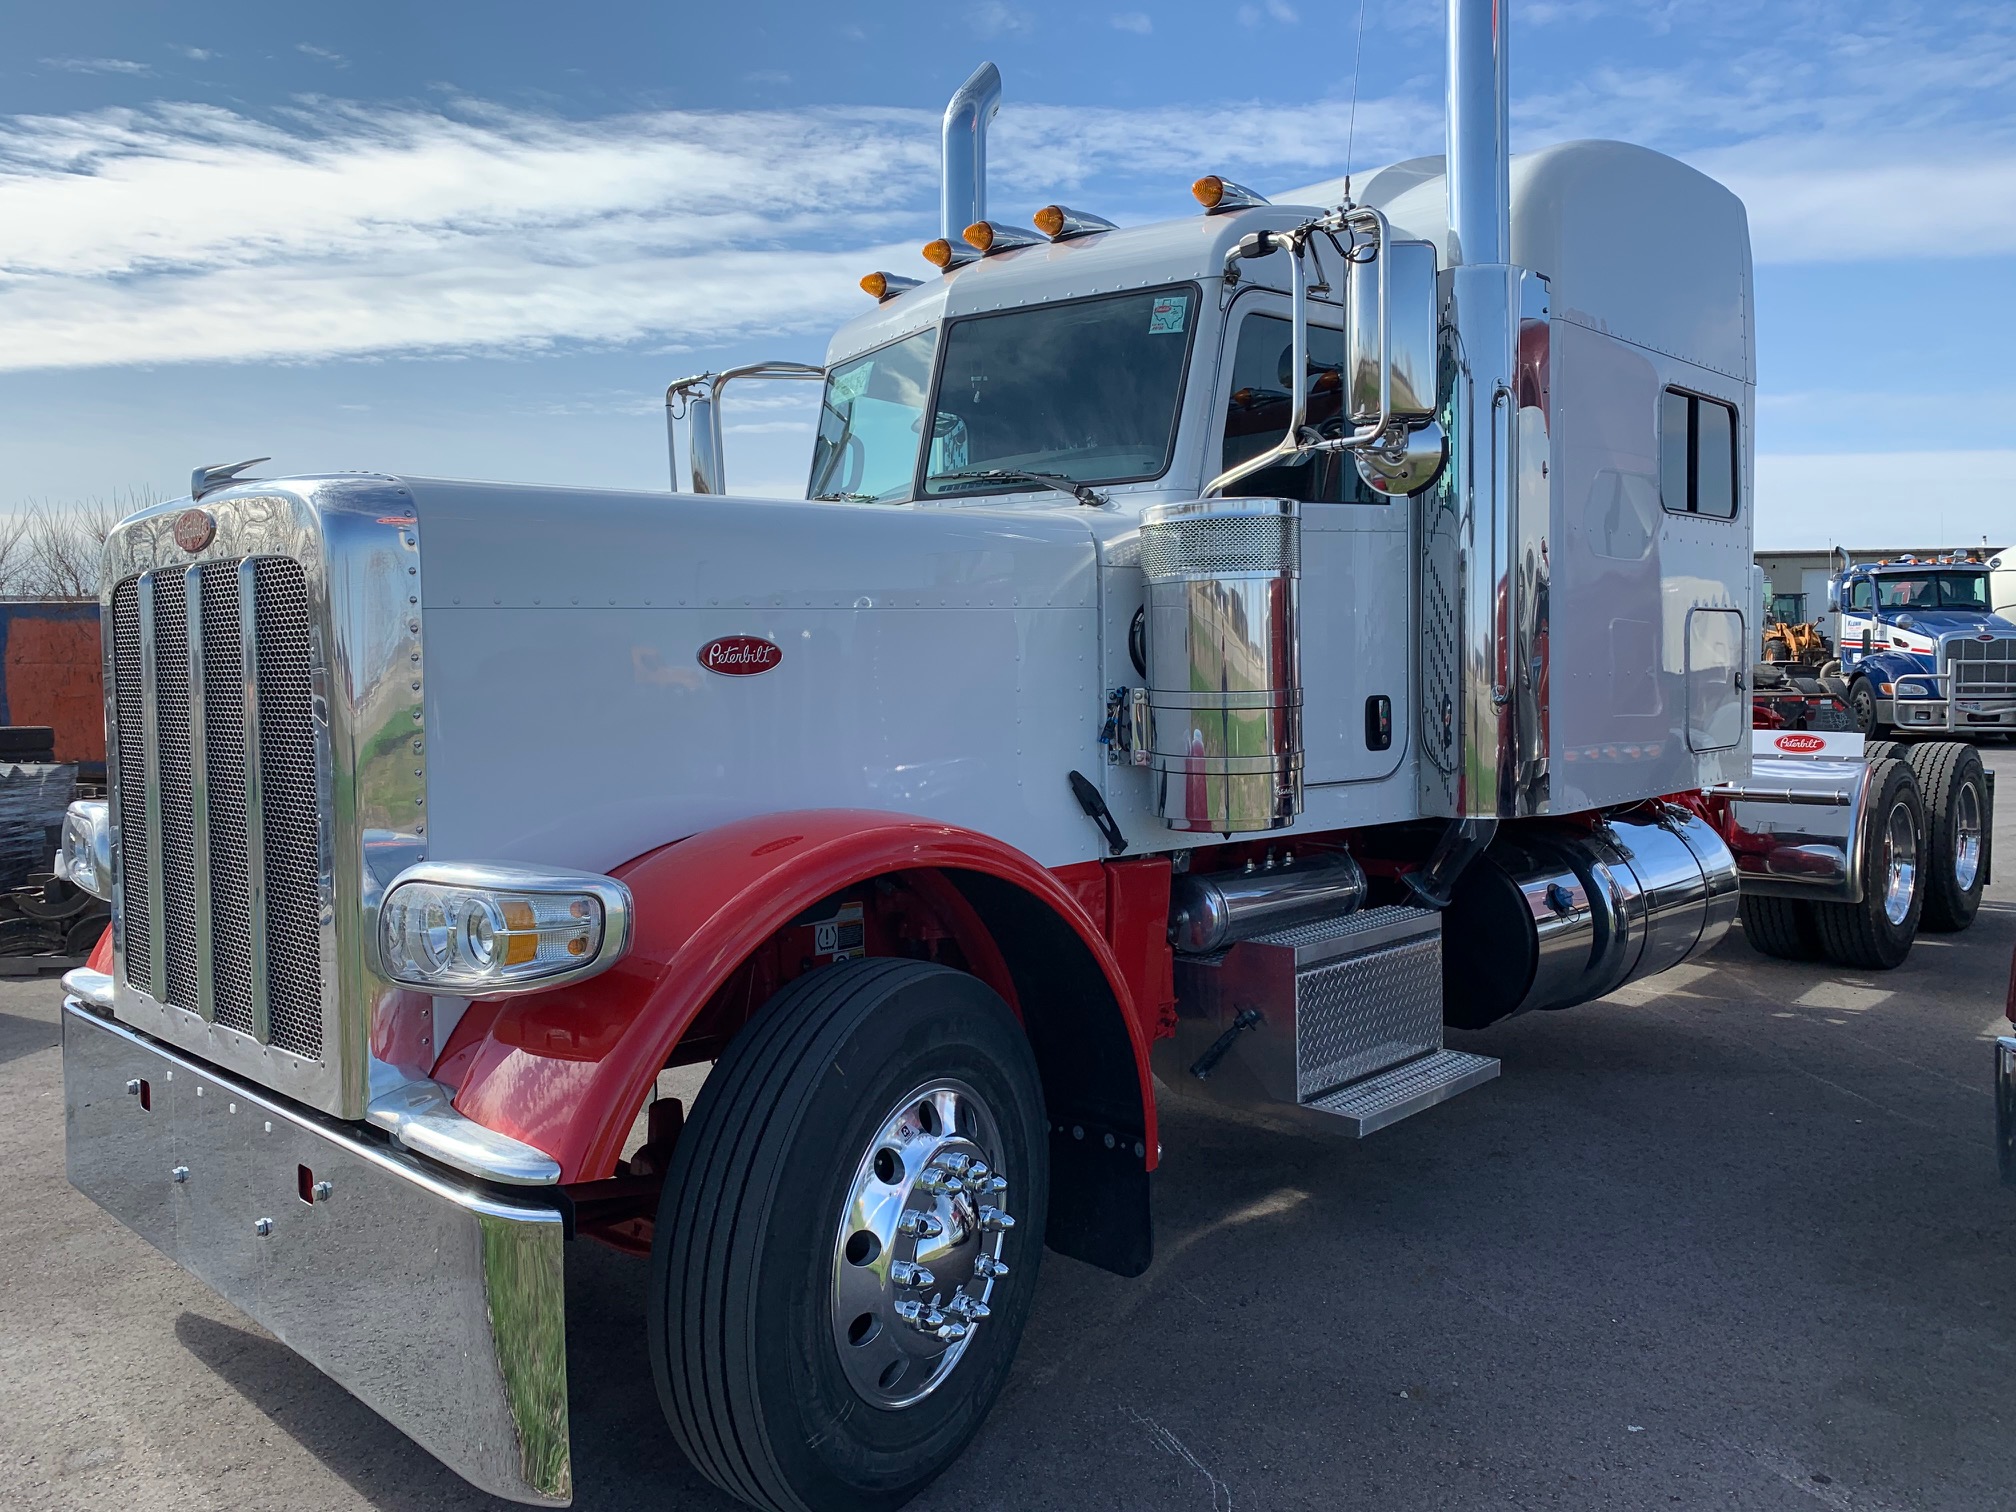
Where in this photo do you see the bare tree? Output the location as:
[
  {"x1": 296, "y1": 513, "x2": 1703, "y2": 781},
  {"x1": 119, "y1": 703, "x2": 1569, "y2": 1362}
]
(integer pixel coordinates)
[{"x1": 4, "y1": 489, "x2": 154, "y2": 600}]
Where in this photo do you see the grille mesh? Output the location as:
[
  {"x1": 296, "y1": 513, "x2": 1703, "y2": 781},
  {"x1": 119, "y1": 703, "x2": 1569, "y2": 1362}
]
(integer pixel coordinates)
[
  {"x1": 110, "y1": 557, "x2": 324, "y2": 1059},
  {"x1": 255, "y1": 559, "x2": 324, "y2": 1058},
  {"x1": 111, "y1": 580, "x2": 150, "y2": 992},
  {"x1": 200, "y1": 563, "x2": 255, "y2": 1034},
  {"x1": 1947, "y1": 637, "x2": 2016, "y2": 696},
  {"x1": 154, "y1": 581, "x2": 198, "y2": 1010},
  {"x1": 1141, "y1": 512, "x2": 1300, "y2": 581}
]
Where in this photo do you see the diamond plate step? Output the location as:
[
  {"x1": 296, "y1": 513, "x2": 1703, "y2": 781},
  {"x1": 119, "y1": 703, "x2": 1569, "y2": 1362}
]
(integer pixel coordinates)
[{"x1": 1299, "y1": 1049, "x2": 1500, "y2": 1137}]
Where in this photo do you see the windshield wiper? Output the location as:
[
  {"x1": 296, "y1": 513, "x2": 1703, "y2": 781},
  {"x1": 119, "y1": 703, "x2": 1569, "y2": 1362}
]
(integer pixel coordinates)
[
  {"x1": 929, "y1": 468, "x2": 1108, "y2": 507},
  {"x1": 814, "y1": 490, "x2": 879, "y2": 503}
]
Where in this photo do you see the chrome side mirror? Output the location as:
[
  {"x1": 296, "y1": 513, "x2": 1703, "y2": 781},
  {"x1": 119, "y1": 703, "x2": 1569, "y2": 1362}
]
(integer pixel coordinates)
[
  {"x1": 665, "y1": 363, "x2": 824, "y2": 494},
  {"x1": 1826, "y1": 582, "x2": 1840, "y2": 612},
  {"x1": 1347, "y1": 237, "x2": 1439, "y2": 425}
]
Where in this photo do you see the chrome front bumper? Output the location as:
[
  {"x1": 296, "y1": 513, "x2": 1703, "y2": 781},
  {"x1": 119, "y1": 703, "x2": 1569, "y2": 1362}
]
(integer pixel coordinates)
[
  {"x1": 1999, "y1": 1037, "x2": 2016, "y2": 1188},
  {"x1": 1882, "y1": 697, "x2": 2016, "y2": 731},
  {"x1": 61, "y1": 1000, "x2": 572, "y2": 1505}
]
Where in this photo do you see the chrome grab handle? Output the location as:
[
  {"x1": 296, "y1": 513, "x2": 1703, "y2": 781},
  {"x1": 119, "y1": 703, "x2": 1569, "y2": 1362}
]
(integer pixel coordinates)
[{"x1": 665, "y1": 361, "x2": 824, "y2": 494}]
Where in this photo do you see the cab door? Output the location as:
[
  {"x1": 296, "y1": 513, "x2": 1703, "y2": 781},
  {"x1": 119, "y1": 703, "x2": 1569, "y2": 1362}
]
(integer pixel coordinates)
[{"x1": 1210, "y1": 292, "x2": 1410, "y2": 786}]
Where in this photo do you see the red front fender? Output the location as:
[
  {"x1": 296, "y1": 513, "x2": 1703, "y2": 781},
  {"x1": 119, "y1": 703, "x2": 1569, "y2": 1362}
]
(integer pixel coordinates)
[{"x1": 440, "y1": 810, "x2": 1157, "y2": 1183}]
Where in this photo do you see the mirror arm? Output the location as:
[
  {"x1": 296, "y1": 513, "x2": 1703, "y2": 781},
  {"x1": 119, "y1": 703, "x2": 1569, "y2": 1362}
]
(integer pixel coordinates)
[{"x1": 666, "y1": 361, "x2": 824, "y2": 495}]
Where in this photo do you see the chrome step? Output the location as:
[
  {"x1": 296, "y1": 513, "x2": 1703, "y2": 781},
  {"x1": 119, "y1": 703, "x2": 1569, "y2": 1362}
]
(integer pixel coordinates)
[{"x1": 1300, "y1": 1049, "x2": 1500, "y2": 1137}]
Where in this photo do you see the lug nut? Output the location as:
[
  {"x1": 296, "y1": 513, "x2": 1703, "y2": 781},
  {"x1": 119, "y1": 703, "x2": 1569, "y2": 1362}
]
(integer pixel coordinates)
[
  {"x1": 916, "y1": 1166, "x2": 964, "y2": 1195},
  {"x1": 964, "y1": 1161, "x2": 990, "y2": 1180},
  {"x1": 937, "y1": 1152, "x2": 972, "y2": 1174},
  {"x1": 947, "y1": 1294, "x2": 991, "y2": 1322},
  {"x1": 891, "y1": 1261, "x2": 936, "y2": 1288},
  {"x1": 899, "y1": 1211, "x2": 945, "y2": 1239},
  {"x1": 978, "y1": 1206, "x2": 1015, "y2": 1232},
  {"x1": 982, "y1": 1175, "x2": 1009, "y2": 1197},
  {"x1": 934, "y1": 1321, "x2": 970, "y2": 1343},
  {"x1": 973, "y1": 1254, "x2": 1009, "y2": 1279}
]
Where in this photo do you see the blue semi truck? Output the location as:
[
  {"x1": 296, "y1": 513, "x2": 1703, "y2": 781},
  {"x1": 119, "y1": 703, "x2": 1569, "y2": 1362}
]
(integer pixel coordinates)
[{"x1": 1833, "y1": 553, "x2": 2016, "y2": 738}]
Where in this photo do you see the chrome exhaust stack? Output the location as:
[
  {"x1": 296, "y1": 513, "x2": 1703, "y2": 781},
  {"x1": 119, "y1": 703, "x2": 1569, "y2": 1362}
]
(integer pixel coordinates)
[
  {"x1": 1419, "y1": 0, "x2": 1549, "y2": 832},
  {"x1": 941, "y1": 63, "x2": 1003, "y2": 241}
]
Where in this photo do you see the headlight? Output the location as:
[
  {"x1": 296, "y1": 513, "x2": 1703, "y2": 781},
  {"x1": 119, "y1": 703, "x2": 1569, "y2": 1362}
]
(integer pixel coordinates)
[
  {"x1": 1895, "y1": 680, "x2": 1933, "y2": 699},
  {"x1": 378, "y1": 863, "x2": 632, "y2": 995},
  {"x1": 57, "y1": 800, "x2": 112, "y2": 900}
]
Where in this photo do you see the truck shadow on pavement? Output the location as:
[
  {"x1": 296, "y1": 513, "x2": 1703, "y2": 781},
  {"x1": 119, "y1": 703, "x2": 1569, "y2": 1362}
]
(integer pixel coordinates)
[{"x1": 0, "y1": 1009, "x2": 58, "y2": 1068}]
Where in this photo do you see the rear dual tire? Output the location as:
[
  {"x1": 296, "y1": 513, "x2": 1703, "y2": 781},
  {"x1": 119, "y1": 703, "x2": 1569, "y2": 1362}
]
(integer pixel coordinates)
[
  {"x1": 1905, "y1": 742, "x2": 1987, "y2": 932},
  {"x1": 1739, "y1": 757, "x2": 1926, "y2": 971},
  {"x1": 651, "y1": 958, "x2": 1047, "y2": 1512}
]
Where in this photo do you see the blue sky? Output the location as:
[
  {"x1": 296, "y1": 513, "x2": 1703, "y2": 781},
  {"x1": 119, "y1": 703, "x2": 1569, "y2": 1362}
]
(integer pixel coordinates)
[{"x1": 2, "y1": 0, "x2": 2013, "y2": 548}]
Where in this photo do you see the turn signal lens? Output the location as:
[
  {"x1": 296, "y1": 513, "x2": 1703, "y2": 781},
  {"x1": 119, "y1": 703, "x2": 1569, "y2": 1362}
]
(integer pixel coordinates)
[
  {"x1": 922, "y1": 238, "x2": 956, "y2": 268},
  {"x1": 378, "y1": 864, "x2": 631, "y2": 996},
  {"x1": 1192, "y1": 175, "x2": 1226, "y2": 210},
  {"x1": 1033, "y1": 205, "x2": 1065, "y2": 237},
  {"x1": 861, "y1": 272, "x2": 889, "y2": 298},
  {"x1": 963, "y1": 221, "x2": 995, "y2": 252},
  {"x1": 1191, "y1": 176, "x2": 1270, "y2": 213}
]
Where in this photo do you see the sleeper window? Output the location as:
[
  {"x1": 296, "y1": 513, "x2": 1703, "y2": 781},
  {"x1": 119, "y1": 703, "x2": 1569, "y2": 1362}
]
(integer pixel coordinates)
[{"x1": 1659, "y1": 388, "x2": 1739, "y2": 520}]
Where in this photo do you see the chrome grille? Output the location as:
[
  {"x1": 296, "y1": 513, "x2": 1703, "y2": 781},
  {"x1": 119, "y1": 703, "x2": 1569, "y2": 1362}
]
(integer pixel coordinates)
[
  {"x1": 1946, "y1": 637, "x2": 2016, "y2": 697},
  {"x1": 112, "y1": 557, "x2": 325, "y2": 1060}
]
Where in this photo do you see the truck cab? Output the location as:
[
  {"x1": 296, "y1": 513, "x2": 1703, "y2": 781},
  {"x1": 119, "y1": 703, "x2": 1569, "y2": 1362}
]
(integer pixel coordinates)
[{"x1": 1835, "y1": 555, "x2": 2016, "y2": 734}]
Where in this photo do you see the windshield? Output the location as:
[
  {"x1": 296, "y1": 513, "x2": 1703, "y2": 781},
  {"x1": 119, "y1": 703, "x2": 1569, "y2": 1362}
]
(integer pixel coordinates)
[
  {"x1": 1873, "y1": 572, "x2": 1990, "y2": 611},
  {"x1": 807, "y1": 328, "x2": 940, "y2": 502},
  {"x1": 922, "y1": 285, "x2": 1197, "y2": 498}
]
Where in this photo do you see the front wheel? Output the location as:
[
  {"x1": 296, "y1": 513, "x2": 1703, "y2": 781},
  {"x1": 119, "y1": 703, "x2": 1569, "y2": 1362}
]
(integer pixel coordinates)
[
  {"x1": 651, "y1": 958, "x2": 1048, "y2": 1512},
  {"x1": 1848, "y1": 677, "x2": 1885, "y2": 737}
]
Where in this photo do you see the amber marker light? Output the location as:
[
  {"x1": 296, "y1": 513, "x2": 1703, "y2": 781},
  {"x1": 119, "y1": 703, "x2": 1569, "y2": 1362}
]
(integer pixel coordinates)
[
  {"x1": 1192, "y1": 175, "x2": 1227, "y2": 210},
  {"x1": 1033, "y1": 205, "x2": 1066, "y2": 238},
  {"x1": 861, "y1": 272, "x2": 889, "y2": 298},
  {"x1": 963, "y1": 221, "x2": 996, "y2": 252},
  {"x1": 922, "y1": 238, "x2": 957, "y2": 268},
  {"x1": 1191, "y1": 176, "x2": 1271, "y2": 213}
]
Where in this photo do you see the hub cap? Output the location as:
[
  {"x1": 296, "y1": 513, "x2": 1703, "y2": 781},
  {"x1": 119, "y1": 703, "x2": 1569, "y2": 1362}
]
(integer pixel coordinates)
[
  {"x1": 1882, "y1": 799, "x2": 1919, "y2": 926},
  {"x1": 830, "y1": 1080, "x2": 1013, "y2": 1410},
  {"x1": 1954, "y1": 781, "x2": 1982, "y2": 892}
]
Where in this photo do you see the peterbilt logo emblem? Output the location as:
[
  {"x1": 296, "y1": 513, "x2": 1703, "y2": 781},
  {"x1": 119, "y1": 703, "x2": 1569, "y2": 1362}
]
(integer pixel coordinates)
[
  {"x1": 173, "y1": 508, "x2": 216, "y2": 553},
  {"x1": 1774, "y1": 734, "x2": 1826, "y2": 753},
  {"x1": 698, "y1": 635, "x2": 783, "y2": 676}
]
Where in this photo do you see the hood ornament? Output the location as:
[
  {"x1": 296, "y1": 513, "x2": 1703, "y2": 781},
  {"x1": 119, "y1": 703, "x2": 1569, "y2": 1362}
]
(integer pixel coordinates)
[{"x1": 191, "y1": 456, "x2": 270, "y2": 501}]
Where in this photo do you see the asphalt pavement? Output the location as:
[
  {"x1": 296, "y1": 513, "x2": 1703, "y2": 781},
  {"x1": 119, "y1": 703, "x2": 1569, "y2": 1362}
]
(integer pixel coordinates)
[{"x1": 3, "y1": 745, "x2": 2013, "y2": 1512}]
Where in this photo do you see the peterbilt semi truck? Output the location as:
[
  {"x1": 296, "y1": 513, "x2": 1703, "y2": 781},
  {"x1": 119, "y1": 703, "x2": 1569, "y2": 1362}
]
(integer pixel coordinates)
[
  {"x1": 49, "y1": 4, "x2": 1985, "y2": 1509},
  {"x1": 1830, "y1": 552, "x2": 2016, "y2": 737}
]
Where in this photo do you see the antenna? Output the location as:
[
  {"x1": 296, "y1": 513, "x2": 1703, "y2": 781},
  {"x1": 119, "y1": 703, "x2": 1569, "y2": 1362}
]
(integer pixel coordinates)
[{"x1": 1343, "y1": 0, "x2": 1369, "y2": 205}]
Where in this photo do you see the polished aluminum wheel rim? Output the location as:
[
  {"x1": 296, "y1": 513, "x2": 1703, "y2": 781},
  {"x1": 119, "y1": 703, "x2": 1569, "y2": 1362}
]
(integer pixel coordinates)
[
  {"x1": 1882, "y1": 800, "x2": 1918, "y2": 926},
  {"x1": 830, "y1": 1079, "x2": 1013, "y2": 1410},
  {"x1": 1954, "y1": 781, "x2": 1982, "y2": 893}
]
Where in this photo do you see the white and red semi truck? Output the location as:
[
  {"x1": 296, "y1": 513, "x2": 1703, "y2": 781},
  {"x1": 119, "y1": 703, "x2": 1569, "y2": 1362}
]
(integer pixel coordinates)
[{"x1": 51, "y1": 3, "x2": 1991, "y2": 1508}]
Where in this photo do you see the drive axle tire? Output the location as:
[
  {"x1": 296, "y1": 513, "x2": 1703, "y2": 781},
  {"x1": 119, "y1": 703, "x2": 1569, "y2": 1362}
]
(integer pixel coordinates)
[
  {"x1": 1811, "y1": 757, "x2": 1924, "y2": 970},
  {"x1": 1863, "y1": 739, "x2": 1902, "y2": 764},
  {"x1": 1905, "y1": 741, "x2": 1987, "y2": 932},
  {"x1": 1738, "y1": 894, "x2": 1823, "y2": 961},
  {"x1": 651, "y1": 957, "x2": 1048, "y2": 1512}
]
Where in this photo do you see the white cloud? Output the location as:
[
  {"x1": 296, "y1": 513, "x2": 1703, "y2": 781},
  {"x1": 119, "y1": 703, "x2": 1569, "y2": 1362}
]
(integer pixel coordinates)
[
  {"x1": 41, "y1": 57, "x2": 151, "y2": 76},
  {"x1": 169, "y1": 45, "x2": 216, "y2": 62},
  {"x1": 969, "y1": 2, "x2": 1033, "y2": 38},
  {"x1": 1756, "y1": 451, "x2": 2016, "y2": 550},
  {"x1": 295, "y1": 44, "x2": 348, "y2": 67},
  {"x1": 1237, "y1": 0, "x2": 1298, "y2": 24},
  {"x1": 1111, "y1": 12, "x2": 1153, "y2": 34}
]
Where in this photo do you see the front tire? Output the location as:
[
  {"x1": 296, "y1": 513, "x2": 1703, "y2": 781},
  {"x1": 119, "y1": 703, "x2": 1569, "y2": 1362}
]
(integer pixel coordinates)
[
  {"x1": 1811, "y1": 756, "x2": 1924, "y2": 970},
  {"x1": 651, "y1": 958, "x2": 1048, "y2": 1512},
  {"x1": 1906, "y1": 742, "x2": 1987, "y2": 932},
  {"x1": 1848, "y1": 677, "x2": 1885, "y2": 737}
]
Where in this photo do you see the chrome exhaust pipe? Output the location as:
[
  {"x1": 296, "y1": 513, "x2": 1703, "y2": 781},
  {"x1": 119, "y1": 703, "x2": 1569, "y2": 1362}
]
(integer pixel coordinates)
[{"x1": 941, "y1": 62, "x2": 1002, "y2": 240}]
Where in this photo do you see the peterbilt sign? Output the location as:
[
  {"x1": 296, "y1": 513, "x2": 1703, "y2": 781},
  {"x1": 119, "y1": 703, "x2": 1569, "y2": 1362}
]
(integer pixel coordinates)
[{"x1": 698, "y1": 635, "x2": 783, "y2": 676}]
